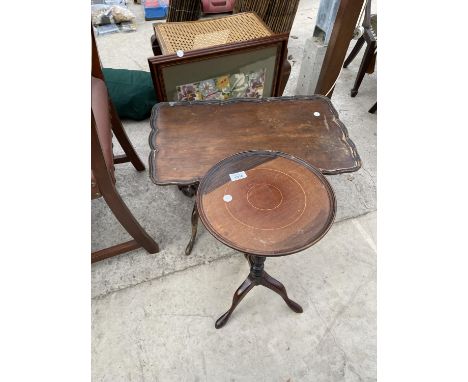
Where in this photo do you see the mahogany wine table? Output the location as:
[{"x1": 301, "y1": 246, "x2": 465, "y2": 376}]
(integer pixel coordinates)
[
  {"x1": 196, "y1": 150, "x2": 336, "y2": 328},
  {"x1": 148, "y1": 95, "x2": 361, "y2": 255}
]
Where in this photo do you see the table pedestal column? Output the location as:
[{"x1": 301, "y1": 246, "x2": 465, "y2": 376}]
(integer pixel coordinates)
[
  {"x1": 179, "y1": 183, "x2": 199, "y2": 256},
  {"x1": 215, "y1": 255, "x2": 303, "y2": 329}
]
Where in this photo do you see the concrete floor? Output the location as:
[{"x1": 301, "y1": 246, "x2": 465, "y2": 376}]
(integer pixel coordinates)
[
  {"x1": 92, "y1": 212, "x2": 376, "y2": 382},
  {"x1": 92, "y1": 0, "x2": 377, "y2": 380}
]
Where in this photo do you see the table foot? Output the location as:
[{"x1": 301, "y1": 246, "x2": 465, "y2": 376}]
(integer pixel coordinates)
[
  {"x1": 260, "y1": 270, "x2": 303, "y2": 313},
  {"x1": 215, "y1": 255, "x2": 302, "y2": 328},
  {"x1": 185, "y1": 201, "x2": 199, "y2": 256},
  {"x1": 215, "y1": 277, "x2": 255, "y2": 329}
]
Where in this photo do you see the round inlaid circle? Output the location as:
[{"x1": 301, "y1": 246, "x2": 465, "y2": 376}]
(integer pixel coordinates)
[
  {"x1": 247, "y1": 183, "x2": 282, "y2": 210},
  {"x1": 223, "y1": 167, "x2": 306, "y2": 230},
  {"x1": 197, "y1": 151, "x2": 336, "y2": 257}
]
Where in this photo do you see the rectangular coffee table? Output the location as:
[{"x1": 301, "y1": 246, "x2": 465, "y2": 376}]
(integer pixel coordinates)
[
  {"x1": 149, "y1": 95, "x2": 361, "y2": 255},
  {"x1": 149, "y1": 95, "x2": 361, "y2": 186}
]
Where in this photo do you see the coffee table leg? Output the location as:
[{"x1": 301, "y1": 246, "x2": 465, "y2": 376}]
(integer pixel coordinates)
[
  {"x1": 260, "y1": 271, "x2": 303, "y2": 313},
  {"x1": 178, "y1": 184, "x2": 198, "y2": 197},
  {"x1": 215, "y1": 277, "x2": 255, "y2": 329},
  {"x1": 185, "y1": 201, "x2": 199, "y2": 256}
]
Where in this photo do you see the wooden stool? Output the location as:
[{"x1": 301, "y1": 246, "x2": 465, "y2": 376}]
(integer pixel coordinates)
[
  {"x1": 152, "y1": 13, "x2": 272, "y2": 55},
  {"x1": 149, "y1": 13, "x2": 291, "y2": 95},
  {"x1": 196, "y1": 150, "x2": 336, "y2": 328}
]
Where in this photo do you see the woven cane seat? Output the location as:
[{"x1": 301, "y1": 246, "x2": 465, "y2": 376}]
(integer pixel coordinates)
[{"x1": 153, "y1": 12, "x2": 273, "y2": 55}]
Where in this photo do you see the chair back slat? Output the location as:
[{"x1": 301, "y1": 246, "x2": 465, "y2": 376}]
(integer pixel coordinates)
[
  {"x1": 92, "y1": 26, "x2": 105, "y2": 80},
  {"x1": 92, "y1": 76, "x2": 114, "y2": 176}
]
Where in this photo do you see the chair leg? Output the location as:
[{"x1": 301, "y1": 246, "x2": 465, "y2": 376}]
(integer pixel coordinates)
[
  {"x1": 278, "y1": 48, "x2": 291, "y2": 96},
  {"x1": 368, "y1": 102, "x2": 377, "y2": 114},
  {"x1": 109, "y1": 101, "x2": 145, "y2": 172},
  {"x1": 366, "y1": 51, "x2": 376, "y2": 74},
  {"x1": 343, "y1": 36, "x2": 365, "y2": 68},
  {"x1": 92, "y1": 240, "x2": 140, "y2": 263},
  {"x1": 101, "y1": 182, "x2": 159, "y2": 256},
  {"x1": 350, "y1": 39, "x2": 376, "y2": 97}
]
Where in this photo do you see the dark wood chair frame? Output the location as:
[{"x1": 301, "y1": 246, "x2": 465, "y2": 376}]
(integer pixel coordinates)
[
  {"x1": 91, "y1": 28, "x2": 159, "y2": 263},
  {"x1": 314, "y1": 0, "x2": 365, "y2": 97},
  {"x1": 343, "y1": 0, "x2": 376, "y2": 97}
]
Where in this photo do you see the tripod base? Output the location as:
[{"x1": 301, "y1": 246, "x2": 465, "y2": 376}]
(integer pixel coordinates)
[{"x1": 215, "y1": 255, "x2": 303, "y2": 329}]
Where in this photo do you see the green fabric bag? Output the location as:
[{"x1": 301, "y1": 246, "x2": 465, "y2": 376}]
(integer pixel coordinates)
[{"x1": 102, "y1": 68, "x2": 157, "y2": 121}]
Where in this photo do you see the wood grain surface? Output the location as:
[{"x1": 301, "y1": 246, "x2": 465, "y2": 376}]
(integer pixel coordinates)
[
  {"x1": 196, "y1": 151, "x2": 336, "y2": 256},
  {"x1": 149, "y1": 96, "x2": 361, "y2": 185}
]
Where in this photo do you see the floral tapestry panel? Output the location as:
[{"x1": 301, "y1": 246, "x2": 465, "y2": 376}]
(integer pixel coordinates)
[{"x1": 176, "y1": 68, "x2": 266, "y2": 101}]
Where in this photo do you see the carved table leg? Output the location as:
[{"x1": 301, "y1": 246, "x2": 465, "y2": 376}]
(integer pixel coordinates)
[
  {"x1": 185, "y1": 201, "x2": 199, "y2": 256},
  {"x1": 215, "y1": 255, "x2": 302, "y2": 329},
  {"x1": 260, "y1": 271, "x2": 303, "y2": 313},
  {"x1": 215, "y1": 277, "x2": 255, "y2": 329},
  {"x1": 178, "y1": 184, "x2": 198, "y2": 197}
]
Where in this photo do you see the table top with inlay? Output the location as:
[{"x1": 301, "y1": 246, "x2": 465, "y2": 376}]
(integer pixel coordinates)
[{"x1": 196, "y1": 150, "x2": 336, "y2": 256}]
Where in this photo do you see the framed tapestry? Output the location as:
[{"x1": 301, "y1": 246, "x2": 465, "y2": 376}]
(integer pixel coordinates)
[{"x1": 147, "y1": 34, "x2": 289, "y2": 102}]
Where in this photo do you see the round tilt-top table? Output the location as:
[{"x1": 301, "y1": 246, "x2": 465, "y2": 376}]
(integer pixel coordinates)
[{"x1": 196, "y1": 151, "x2": 337, "y2": 328}]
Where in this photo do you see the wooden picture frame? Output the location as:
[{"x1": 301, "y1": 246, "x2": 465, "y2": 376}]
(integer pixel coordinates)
[{"x1": 147, "y1": 34, "x2": 289, "y2": 102}]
